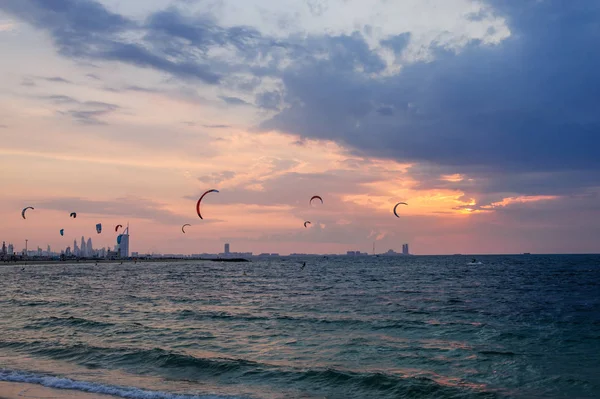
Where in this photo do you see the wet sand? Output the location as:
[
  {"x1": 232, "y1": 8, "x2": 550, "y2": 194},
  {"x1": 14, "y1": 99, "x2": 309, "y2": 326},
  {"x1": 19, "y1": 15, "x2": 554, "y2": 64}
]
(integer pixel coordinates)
[{"x1": 0, "y1": 381, "x2": 118, "y2": 399}]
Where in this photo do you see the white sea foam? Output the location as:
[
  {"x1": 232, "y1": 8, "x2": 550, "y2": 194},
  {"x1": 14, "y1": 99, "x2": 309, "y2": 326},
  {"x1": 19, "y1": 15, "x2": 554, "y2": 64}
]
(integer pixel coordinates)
[{"x1": 0, "y1": 370, "x2": 248, "y2": 399}]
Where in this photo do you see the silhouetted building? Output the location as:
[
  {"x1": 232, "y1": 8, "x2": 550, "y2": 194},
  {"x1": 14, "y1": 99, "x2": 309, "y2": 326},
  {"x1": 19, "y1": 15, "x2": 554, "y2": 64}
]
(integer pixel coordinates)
[
  {"x1": 224, "y1": 243, "x2": 230, "y2": 255},
  {"x1": 402, "y1": 244, "x2": 409, "y2": 255},
  {"x1": 118, "y1": 224, "x2": 129, "y2": 258},
  {"x1": 87, "y1": 238, "x2": 92, "y2": 256},
  {"x1": 81, "y1": 237, "x2": 86, "y2": 257}
]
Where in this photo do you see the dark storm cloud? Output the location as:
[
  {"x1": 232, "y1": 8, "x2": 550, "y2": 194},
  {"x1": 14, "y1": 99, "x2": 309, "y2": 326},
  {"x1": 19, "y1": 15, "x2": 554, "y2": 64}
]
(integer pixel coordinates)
[{"x1": 259, "y1": 0, "x2": 600, "y2": 195}]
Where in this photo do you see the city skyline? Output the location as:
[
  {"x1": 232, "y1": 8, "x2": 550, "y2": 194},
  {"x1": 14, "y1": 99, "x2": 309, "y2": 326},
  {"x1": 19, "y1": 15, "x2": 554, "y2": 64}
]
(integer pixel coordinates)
[
  {"x1": 1, "y1": 1, "x2": 599, "y2": 255},
  {"x1": 1, "y1": 233, "x2": 414, "y2": 258}
]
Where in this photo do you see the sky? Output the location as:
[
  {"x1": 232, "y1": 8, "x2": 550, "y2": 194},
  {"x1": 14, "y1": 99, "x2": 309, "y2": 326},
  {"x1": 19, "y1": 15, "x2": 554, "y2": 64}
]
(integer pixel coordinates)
[{"x1": 1, "y1": 0, "x2": 599, "y2": 256}]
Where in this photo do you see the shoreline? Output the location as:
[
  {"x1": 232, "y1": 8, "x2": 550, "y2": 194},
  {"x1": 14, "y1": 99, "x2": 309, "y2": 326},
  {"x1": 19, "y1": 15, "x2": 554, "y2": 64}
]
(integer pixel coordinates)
[
  {"x1": 1, "y1": 257, "x2": 250, "y2": 266},
  {"x1": 0, "y1": 381, "x2": 119, "y2": 399}
]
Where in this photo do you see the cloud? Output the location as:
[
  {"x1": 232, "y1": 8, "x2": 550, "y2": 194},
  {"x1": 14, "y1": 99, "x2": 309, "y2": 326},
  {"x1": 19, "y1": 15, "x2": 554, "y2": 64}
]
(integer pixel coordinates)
[
  {"x1": 39, "y1": 95, "x2": 79, "y2": 104},
  {"x1": 59, "y1": 101, "x2": 121, "y2": 125},
  {"x1": 20, "y1": 77, "x2": 36, "y2": 87},
  {"x1": 3, "y1": 0, "x2": 599, "y2": 254},
  {"x1": 258, "y1": 0, "x2": 600, "y2": 197},
  {"x1": 381, "y1": 32, "x2": 411, "y2": 55},
  {"x1": 20, "y1": 75, "x2": 72, "y2": 86},
  {"x1": 219, "y1": 96, "x2": 251, "y2": 106},
  {"x1": 0, "y1": 0, "x2": 291, "y2": 85},
  {"x1": 0, "y1": 21, "x2": 16, "y2": 32},
  {"x1": 255, "y1": 90, "x2": 282, "y2": 111},
  {"x1": 34, "y1": 196, "x2": 190, "y2": 225},
  {"x1": 202, "y1": 124, "x2": 231, "y2": 129},
  {"x1": 188, "y1": 169, "x2": 383, "y2": 208},
  {"x1": 197, "y1": 171, "x2": 237, "y2": 185},
  {"x1": 1, "y1": 0, "x2": 221, "y2": 84},
  {"x1": 34, "y1": 94, "x2": 122, "y2": 125},
  {"x1": 102, "y1": 85, "x2": 162, "y2": 94},
  {"x1": 41, "y1": 76, "x2": 72, "y2": 84}
]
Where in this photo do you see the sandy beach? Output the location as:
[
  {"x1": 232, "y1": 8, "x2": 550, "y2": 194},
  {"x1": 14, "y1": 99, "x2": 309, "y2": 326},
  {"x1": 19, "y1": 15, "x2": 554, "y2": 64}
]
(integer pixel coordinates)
[{"x1": 0, "y1": 381, "x2": 118, "y2": 399}]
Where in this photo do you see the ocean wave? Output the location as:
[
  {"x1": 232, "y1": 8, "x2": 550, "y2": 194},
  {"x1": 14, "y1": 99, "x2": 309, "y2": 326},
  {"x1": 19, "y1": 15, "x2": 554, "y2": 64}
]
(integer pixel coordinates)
[
  {"x1": 26, "y1": 316, "x2": 116, "y2": 329},
  {"x1": 175, "y1": 309, "x2": 429, "y2": 330},
  {"x1": 0, "y1": 369, "x2": 248, "y2": 399},
  {"x1": 0, "y1": 342, "x2": 497, "y2": 398},
  {"x1": 0, "y1": 340, "x2": 261, "y2": 376}
]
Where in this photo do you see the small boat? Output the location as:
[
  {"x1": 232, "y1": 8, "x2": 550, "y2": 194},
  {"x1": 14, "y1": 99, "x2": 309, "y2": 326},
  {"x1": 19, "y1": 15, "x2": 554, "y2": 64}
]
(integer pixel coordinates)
[{"x1": 466, "y1": 258, "x2": 483, "y2": 265}]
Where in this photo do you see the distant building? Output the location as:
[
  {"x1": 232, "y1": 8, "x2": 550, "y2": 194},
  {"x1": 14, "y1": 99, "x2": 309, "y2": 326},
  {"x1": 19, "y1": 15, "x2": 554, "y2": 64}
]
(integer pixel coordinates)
[
  {"x1": 1, "y1": 241, "x2": 6, "y2": 257},
  {"x1": 224, "y1": 243, "x2": 230, "y2": 255},
  {"x1": 65, "y1": 246, "x2": 71, "y2": 256},
  {"x1": 87, "y1": 238, "x2": 93, "y2": 256},
  {"x1": 106, "y1": 249, "x2": 118, "y2": 258},
  {"x1": 347, "y1": 251, "x2": 368, "y2": 256},
  {"x1": 119, "y1": 225, "x2": 130, "y2": 258},
  {"x1": 7, "y1": 243, "x2": 14, "y2": 255},
  {"x1": 81, "y1": 237, "x2": 86, "y2": 257},
  {"x1": 402, "y1": 244, "x2": 409, "y2": 255}
]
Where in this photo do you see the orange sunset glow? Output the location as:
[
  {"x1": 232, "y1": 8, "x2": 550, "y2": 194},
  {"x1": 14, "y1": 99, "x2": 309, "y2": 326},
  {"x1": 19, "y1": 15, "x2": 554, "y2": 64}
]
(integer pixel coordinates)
[{"x1": 1, "y1": 0, "x2": 599, "y2": 256}]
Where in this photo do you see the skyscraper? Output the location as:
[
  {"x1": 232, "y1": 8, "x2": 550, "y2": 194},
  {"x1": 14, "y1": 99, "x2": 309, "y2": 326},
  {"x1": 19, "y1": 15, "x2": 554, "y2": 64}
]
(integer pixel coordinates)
[
  {"x1": 87, "y1": 238, "x2": 92, "y2": 256},
  {"x1": 81, "y1": 237, "x2": 86, "y2": 257},
  {"x1": 402, "y1": 244, "x2": 409, "y2": 255},
  {"x1": 224, "y1": 243, "x2": 230, "y2": 255},
  {"x1": 73, "y1": 240, "x2": 79, "y2": 256},
  {"x1": 119, "y1": 224, "x2": 129, "y2": 258}
]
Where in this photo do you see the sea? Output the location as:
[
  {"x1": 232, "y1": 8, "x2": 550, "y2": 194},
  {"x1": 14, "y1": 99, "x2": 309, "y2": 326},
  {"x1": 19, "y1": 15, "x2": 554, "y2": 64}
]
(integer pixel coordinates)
[{"x1": 0, "y1": 255, "x2": 599, "y2": 399}]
